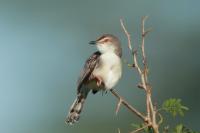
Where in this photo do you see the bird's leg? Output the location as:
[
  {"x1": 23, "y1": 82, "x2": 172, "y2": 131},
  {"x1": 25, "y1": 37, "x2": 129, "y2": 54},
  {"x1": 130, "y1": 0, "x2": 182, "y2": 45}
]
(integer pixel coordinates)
[{"x1": 95, "y1": 76, "x2": 103, "y2": 87}]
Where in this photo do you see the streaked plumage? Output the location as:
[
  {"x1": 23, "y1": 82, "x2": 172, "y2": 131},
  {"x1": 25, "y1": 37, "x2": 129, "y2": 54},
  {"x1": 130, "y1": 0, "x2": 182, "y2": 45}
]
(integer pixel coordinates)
[{"x1": 66, "y1": 34, "x2": 122, "y2": 125}]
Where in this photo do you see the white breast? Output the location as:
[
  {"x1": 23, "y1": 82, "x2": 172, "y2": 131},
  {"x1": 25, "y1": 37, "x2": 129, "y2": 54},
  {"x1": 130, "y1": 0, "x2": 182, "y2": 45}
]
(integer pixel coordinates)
[{"x1": 93, "y1": 52, "x2": 122, "y2": 90}]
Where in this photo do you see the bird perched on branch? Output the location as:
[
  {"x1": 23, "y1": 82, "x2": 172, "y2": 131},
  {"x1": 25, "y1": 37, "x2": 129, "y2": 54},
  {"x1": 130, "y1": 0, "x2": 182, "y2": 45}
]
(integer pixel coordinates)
[{"x1": 66, "y1": 34, "x2": 122, "y2": 125}]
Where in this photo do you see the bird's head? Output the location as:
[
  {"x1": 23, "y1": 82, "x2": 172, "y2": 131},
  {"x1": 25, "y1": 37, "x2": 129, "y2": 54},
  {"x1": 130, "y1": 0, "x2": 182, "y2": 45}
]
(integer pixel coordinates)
[{"x1": 89, "y1": 34, "x2": 122, "y2": 57}]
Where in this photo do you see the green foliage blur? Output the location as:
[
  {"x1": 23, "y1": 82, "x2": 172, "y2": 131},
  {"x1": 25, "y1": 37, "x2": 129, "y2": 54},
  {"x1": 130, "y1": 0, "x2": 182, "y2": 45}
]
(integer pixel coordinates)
[
  {"x1": 131, "y1": 98, "x2": 199, "y2": 133},
  {"x1": 162, "y1": 98, "x2": 189, "y2": 117}
]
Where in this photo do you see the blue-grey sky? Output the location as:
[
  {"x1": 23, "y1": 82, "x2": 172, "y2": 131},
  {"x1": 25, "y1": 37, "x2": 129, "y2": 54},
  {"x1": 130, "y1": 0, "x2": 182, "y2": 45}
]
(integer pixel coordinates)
[{"x1": 0, "y1": 0, "x2": 199, "y2": 133}]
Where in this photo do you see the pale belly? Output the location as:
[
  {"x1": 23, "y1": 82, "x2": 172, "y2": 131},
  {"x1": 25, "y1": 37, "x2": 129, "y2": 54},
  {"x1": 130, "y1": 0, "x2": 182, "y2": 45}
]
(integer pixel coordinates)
[{"x1": 93, "y1": 53, "x2": 122, "y2": 90}]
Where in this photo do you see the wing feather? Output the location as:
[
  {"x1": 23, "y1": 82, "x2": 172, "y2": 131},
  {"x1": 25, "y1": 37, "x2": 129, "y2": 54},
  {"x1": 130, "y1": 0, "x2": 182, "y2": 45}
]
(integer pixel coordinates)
[{"x1": 77, "y1": 51, "x2": 101, "y2": 93}]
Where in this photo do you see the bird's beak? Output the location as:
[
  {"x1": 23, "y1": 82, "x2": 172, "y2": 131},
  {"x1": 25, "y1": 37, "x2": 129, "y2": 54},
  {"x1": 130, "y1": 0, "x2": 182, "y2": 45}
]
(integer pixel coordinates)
[{"x1": 89, "y1": 41, "x2": 97, "y2": 45}]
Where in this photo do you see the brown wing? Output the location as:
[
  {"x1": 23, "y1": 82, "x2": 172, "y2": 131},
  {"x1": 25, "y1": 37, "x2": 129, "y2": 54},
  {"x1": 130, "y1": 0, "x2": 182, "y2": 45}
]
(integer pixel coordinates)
[{"x1": 77, "y1": 51, "x2": 101, "y2": 93}]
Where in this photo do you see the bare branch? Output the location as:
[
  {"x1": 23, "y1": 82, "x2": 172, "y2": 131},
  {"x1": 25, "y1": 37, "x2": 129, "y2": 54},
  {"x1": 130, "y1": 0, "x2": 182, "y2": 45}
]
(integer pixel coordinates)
[
  {"x1": 141, "y1": 16, "x2": 148, "y2": 64},
  {"x1": 118, "y1": 128, "x2": 121, "y2": 133},
  {"x1": 141, "y1": 16, "x2": 148, "y2": 73},
  {"x1": 120, "y1": 19, "x2": 133, "y2": 52},
  {"x1": 115, "y1": 98, "x2": 122, "y2": 115},
  {"x1": 110, "y1": 89, "x2": 146, "y2": 121},
  {"x1": 118, "y1": 17, "x2": 159, "y2": 133},
  {"x1": 141, "y1": 16, "x2": 152, "y2": 81},
  {"x1": 130, "y1": 124, "x2": 150, "y2": 133},
  {"x1": 140, "y1": 16, "x2": 153, "y2": 124},
  {"x1": 120, "y1": 19, "x2": 143, "y2": 76},
  {"x1": 133, "y1": 50, "x2": 143, "y2": 76},
  {"x1": 158, "y1": 112, "x2": 163, "y2": 125},
  {"x1": 141, "y1": 16, "x2": 159, "y2": 133}
]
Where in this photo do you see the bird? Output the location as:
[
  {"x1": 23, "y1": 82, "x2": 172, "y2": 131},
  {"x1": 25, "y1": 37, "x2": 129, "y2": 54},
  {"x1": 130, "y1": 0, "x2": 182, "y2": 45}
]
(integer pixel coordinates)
[{"x1": 66, "y1": 34, "x2": 122, "y2": 125}]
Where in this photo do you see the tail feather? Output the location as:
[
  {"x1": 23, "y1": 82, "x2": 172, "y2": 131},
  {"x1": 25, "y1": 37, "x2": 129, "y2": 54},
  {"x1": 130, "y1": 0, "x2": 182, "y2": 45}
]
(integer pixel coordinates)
[{"x1": 65, "y1": 94, "x2": 86, "y2": 125}]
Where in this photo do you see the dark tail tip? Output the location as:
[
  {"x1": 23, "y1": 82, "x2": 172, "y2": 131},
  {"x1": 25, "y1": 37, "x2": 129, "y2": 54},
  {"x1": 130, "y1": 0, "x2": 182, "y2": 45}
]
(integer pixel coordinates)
[
  {"x1": 66, "y1": 93, "x2": 86, "y2": 125},
  {"x1": 65, "y1": 111, "x2": 80, "y2": 125}
]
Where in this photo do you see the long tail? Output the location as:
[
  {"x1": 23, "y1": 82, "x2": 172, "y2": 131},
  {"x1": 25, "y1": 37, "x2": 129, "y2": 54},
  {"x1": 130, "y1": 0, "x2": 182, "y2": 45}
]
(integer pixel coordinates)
[{"x1": 65, "y1": 93, "x2": 87, "y2": 125}]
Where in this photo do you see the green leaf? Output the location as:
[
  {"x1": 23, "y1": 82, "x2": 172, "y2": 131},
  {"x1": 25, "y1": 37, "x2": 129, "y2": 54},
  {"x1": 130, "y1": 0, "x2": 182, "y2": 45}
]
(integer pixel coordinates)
[
  {"x1": 174, "y1": 124, "x2": 184, "y2": 133},
  {"x1": 173, "y1": 124, "x2": 200, "y2": 133},
  {"x1": 162, "y1": 98, "x2": 189, "y2": 117}
]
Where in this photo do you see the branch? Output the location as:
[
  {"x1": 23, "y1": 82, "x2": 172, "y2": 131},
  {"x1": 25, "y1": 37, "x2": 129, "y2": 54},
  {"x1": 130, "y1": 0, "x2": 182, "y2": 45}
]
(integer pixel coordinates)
[
  {"x1": 120, "y1": 19, "x2": 133, "y2": 52},
  {"x1": 141, "y1": 16, "x2": 148, "y2": 66},
  {"x1": 115, "y1": 98, "x2": 122, "y2": 115},
  {"x1": 141, "y1": 16, "x2": 159, "y2": 133},
  {"x1": 118, "y1": 128, "x2": 121, "y2": 133},
  {"x1": 157, "y1": 112, "x2": 163, "y2": 125},
  {"x1": 130, "y1": 124, "x2": 151, "y2": 133},
  {"x1": 120, "y1": 19, "x2": 143, "y2": 76},
  {"x1": 141, "y1": 16, "x2": 157, "y2": 126},
  {"x1": 141, "y1": 16, "x2": 152, "y2": 83},
  {"x1": 120, "y1": 18, "x2": 150, "y2": 120},
  {"x1": 110, "y1": 89, "x2": 146, "y2": 121},
  {"x1": 120, "y1": 17, "x2": 159, "y2": 133}
]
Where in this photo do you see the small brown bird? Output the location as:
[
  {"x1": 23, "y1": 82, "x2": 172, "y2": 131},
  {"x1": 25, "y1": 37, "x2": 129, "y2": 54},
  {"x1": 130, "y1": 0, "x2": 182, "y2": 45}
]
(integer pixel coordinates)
[{"x1": 66, "y1": 34, "x2": 122, "y2": 125}]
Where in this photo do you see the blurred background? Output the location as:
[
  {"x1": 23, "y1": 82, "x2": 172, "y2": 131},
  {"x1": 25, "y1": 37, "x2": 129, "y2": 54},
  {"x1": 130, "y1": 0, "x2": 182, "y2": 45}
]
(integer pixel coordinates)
[{"x1": 0, "y1": 0, "x2": 199, "y2": 133}]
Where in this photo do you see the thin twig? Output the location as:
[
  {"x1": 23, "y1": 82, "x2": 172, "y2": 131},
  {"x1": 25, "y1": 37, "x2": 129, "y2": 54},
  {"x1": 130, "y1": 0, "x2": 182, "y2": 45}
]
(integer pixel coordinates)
[
  {"x1": 120, "y1": 19, "x2": 133, "y2": 52},
  {"x1": 116, "y1": 98, "x2": 122, "y2": 115},
  {"x1": 120, "y1": 19, "x2": 143, "y2": 76},
  {"x1": 141, "y1": 16, "x2": 148, "y2": 83},
  {"x1": 158, "y1": 112, "x2": 163, "y2": 125},
  {"x1": 110, "y1": 89, "x2": 146, "y2": 121},
  {"x1": 141, "y1": 16, "x2": 153, "y2": 124},
  {"x1": 133, "y1": 50, "x2": 143, "y2": 75},
  {"x1": 118, "y1": 128, "x2": 121, "y2": 133},
  {"x1": 120, "y1": 18, "x2": 151, "y2": 122},
  {"x1": 119, "y1": 17, "x2": 159, "y2": 133},
  {"x1": 141, "y1": 16, "x2": 148, "y2": 67},
  {"x1": 130, "y1": 124, "x2": 150, "y2": 133},
  {"x1": 141, "y1": 16, "x2": 159, "y2": 133}
]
